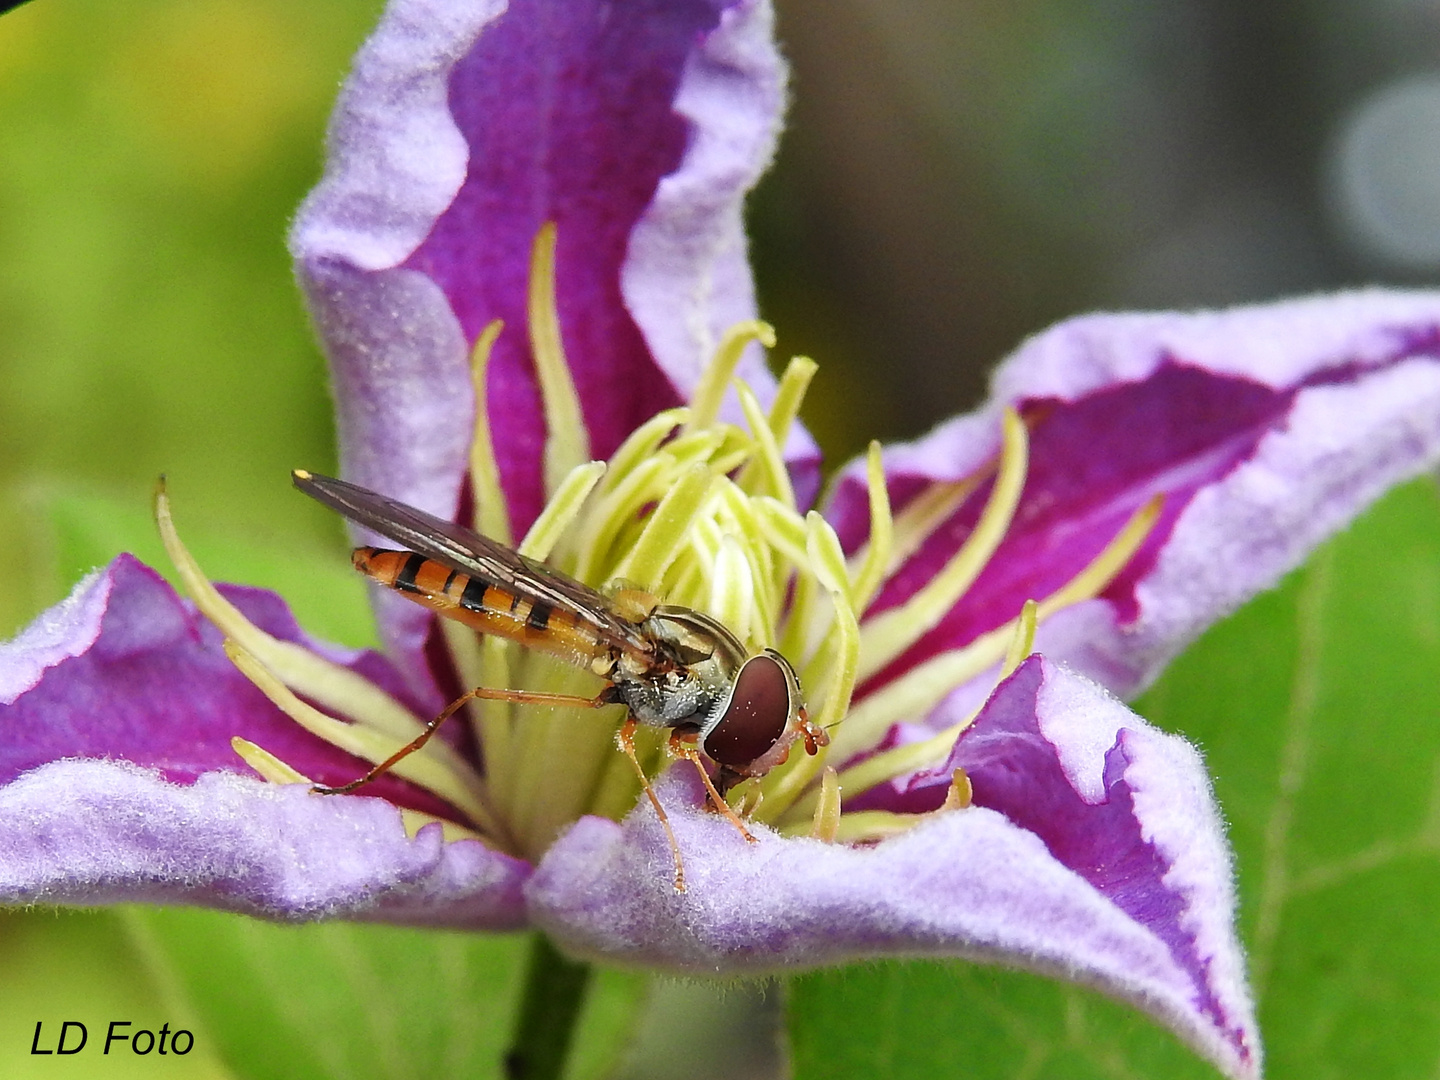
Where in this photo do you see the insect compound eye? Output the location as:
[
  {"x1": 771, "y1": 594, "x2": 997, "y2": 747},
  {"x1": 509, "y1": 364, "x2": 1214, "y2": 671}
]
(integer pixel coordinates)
[{"x1": 702, "y1": 652, "x2": 793, "y2": 769}]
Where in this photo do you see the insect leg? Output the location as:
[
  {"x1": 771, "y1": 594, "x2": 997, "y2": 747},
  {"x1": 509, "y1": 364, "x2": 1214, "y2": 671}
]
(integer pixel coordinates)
[
  {"x1": 668, "y1": 733, "x2": 757, "y2": 844},
  {"x1": 616, "y1": 717, "x2": 687, "y2": 893},
  {"x1": 313, "y1": 685, "x2": 616, "y2": 797}
]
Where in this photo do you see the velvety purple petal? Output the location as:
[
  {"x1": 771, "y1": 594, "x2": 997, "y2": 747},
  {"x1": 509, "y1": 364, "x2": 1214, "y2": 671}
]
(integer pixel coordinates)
[
  {"x1": 292, "y1": 0, "x2": 802, "y2": 671},
  {"x1": 0, "y1": 565, "x2": 110, "y2": 705},
  {"x1": 295, "y1": 261, "x2": 473, "y2": 700},
  {"x1": 859, "y1": 657, "x2": 1255, "y2": 1073},
  {"x1": 404, "y1": 0, "x2": 795, "y2": 530},
  {"x1": 621, "y1": 0, "x2": 817, "y2": 477},
  {"x1": 529, "y1": 760, "x2": 1257, "y2": 1080},
  {"x1": 831, "y1": 290, "x2": 1440, "y2": 698},
  {"x1": 0, "y1": 555, "x2": 458, "y2": 819},
  {"x1": 289, "y1": 0, "x2": 498, "y2": 685},
  {"x1": 0, "y1": 760, "x2": 528, "y2": 929}
]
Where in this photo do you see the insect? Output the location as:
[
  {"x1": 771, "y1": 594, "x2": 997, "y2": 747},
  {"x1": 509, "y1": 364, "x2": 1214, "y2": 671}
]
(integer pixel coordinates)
[{"x1": 292, "y1": 469, "x2": 828, "y2": 889}]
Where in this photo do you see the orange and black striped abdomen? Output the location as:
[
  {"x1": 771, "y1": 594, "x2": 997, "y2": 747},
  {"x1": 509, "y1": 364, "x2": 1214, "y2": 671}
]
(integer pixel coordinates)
[{"x1": 353, "y1": 547, "x2": 607, "y2": 667}]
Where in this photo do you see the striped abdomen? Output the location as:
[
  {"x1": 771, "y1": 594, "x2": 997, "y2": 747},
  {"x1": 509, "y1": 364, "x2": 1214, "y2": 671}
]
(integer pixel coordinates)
[{"x1": 353, "y1": 547, "x2": 608, "y2": 668}]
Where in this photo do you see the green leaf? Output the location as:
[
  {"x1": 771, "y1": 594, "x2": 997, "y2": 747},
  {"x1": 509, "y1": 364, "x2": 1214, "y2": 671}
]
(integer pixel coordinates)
[
  {"x1": 1141, "y1": 477, "x2": 1440, "y2": 1078},
  {"x1": 122, "y1": 907, "x2": 528, "y2": 1080},
  {"x1": 119, "y1": 910, "x2": 647, "y2": 1080},
  {"x1": 0, "y1": 908, "x2": 235, "y2": 1078},
  {"x1": 790, "y1": 961, "x2": 1215, "y2": 1080},
  {"x1": 790, "y1": 477, "x2": 1440, "y2": 1079}
]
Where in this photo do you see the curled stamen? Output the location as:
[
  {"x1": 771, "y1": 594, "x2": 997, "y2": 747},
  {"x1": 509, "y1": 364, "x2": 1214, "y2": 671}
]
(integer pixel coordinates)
[
  {"x1": 848, "y1": 442, "x2": 893, "y2": 614},
  {"x1": 810, "y1": 766, "x2": 841, "y2": 842},
  {"x1": 591, "y1": 408, "x2": 689, "y2": 501},
  {"x1": 157, "y1": 481, "x2": 448, "y2": 746},
  {"x1": 733, "y1": 378, "x2": 795, "y2": 508},
  {"x1": 685, "y1": 320, "x2": 775, "y2": 433},
  {"x1": 518, "y1": 460, "x2": 606, "y2": 562},
  {"x1": 468, "y1": 319, "x2": 512, "y2": 545},
  {"x1": 765, "y1": 356, "x2": 818, "y2": 448},
  {"x1": 528, "y1": 223, "x2": 590, "y2": 494},
  {"x1": 857, "y1": 407, "x2": 1029, "y2": 682},
  {"x1": 611, "y1": 464, "x2": 716, "y2": 589},
  {"x1": 223, "y1": 640, "x2": 499, "y2": 836},
  {"x1": 828, "y1": 493, "x2": 1163, "y2": 763}
]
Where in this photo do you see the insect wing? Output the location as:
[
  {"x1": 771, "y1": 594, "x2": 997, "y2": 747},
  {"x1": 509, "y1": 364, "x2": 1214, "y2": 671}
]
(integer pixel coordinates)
[{"x1": 293, "y1": 470, "x2": 653, "y2": 658}]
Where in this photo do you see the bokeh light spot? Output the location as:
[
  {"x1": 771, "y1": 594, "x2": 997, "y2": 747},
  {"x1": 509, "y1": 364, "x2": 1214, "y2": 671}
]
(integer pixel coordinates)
[{"x1": 1331, "y1": 73, "x2": 1440, "y2": 269}]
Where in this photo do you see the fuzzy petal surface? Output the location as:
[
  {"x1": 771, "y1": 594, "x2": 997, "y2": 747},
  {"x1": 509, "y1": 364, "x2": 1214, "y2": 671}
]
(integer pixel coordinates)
[
  {"x1": 0, "y1": 557, "x2": 529, "y2": 927},
  {"x1": 0, "y1": 760, "x2": 528, "y2": 928},
  {"x1": 530, "y1": 661, "x2": 1257, "y2": 1078},
  {"x1": 830, "y1": 291, "x2": 1440, "y2": 700},
  {"x1": 291, "y1": 0, "x2": 801, "y2": 676},
  {"x1": 0, "y1": 555, "x2": 460, "y2": 815}
]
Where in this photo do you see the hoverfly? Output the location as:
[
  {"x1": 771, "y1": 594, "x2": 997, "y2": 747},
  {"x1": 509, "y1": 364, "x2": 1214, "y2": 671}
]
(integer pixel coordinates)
[{"x1": 292, "y1": 470, "x2": 828, "y2": 889}]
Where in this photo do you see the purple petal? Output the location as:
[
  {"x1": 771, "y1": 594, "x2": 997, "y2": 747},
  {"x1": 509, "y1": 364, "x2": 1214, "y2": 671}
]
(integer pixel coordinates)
[
  {"x1": 832, "y1": 291, "x2": 1440, "y2": 697},
  {"x1": 0, "y1": 760, "x2": 528, "y2": 928},
  {"x1": 861, "y1": 657, "x2": 1254, "y2": 1071},
  {"x1": 0, "y1": 555, "x2": 456, "y2": 818},
  {"x1": 530, "y1": 698, "x2": 1259, "y2": 1080},
  {"x1": 292, "y1": 0, "x2": 802, "y2": 672}
]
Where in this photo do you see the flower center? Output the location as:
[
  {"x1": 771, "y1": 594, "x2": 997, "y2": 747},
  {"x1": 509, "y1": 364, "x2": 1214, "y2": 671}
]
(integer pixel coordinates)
[{"x1": 154, "y1": 225, "x2": 1159, "y2": 860}]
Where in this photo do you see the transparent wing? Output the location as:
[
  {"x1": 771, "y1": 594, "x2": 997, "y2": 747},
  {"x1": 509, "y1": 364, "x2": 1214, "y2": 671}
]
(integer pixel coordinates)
[{"x1": 293, "y1": 470, "x2": 653, "y2": 658}]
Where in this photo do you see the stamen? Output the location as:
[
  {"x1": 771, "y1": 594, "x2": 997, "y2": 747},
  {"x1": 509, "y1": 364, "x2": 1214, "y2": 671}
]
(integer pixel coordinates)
[
  {"x1": 685, "y1": 320, "x2": 775, "y2": 433},
  {"x1": 766, "y1": 356, "x2": 818, "y2": 448},
  {"x1": 814, "y1": 719, "x2": 973, "y2": 820},
  {"x1": 828, "y1": 810, "x2": 928, "y2": 843},
  {"x1": 1032, "y1": 493, "x2": 1164, "y2": 617},
  {"x1": 850, "y1": 474, "x2": 985, "y2": 590},
  {"x1": 223, "y1": 640, "x2": 499, "y2": 836},
  {"x1": 590, "y1": 408, "x2": 688, "y2": 501},
  {"x1": 527, "y1": 222, "x2": 591, "y2": 495},
  {"x1": 517, "y1": 460, "x2": 606, "y2": 562},
  {"x1": 733, "y1": 379, "x2": 795, "y2": 508},
  {"x1": 801, "y1": 513, "x2": 861, "y2": 719},
  {"x1": 810, "y1": 766, "x2": 841, "y2": 842},
  {"x1": 999, "y1": 598, "x2": 1038, "y2": 679},
  {"x1": 848, "y1": 442, "x2": 894, "y2": 614},
  {"x1": 468, "y1": 318, "x2": 513, "y2": 544},
  {"x1": 828, "y1": 493, "x2": 1164, "y2": 762},
  {"x1": 657, "y1": 427, "x2": 730, "y2": 473},
  {"x1": 231, "y1": 736, "x2": 306, "y2": 784},
  {"x1": 753, "y1": 498, "x2": 811, "y2": 571},
  {"x1": 155, "y1": 481, "x2": 434, "y2": 744},
  {"x1": 856, "y1": 407, "x2": 1029, "y2": 682},
  {"x1": 753, "y1": 519, "x2": 858, "y2": 824},
  {"x1": 458, "y1": 323, "x2": 513, "y2": 777},
  {"x1": 611, "y1": 463, "x2": 716, "y2": 590},
  {"x1": 943, "y1": 767, "x2": 973, "y2": 811},
  {"x1": 710, "y1": 535, "x2": 756, "y2": 646},
  {"x1": 571, "y1": 455, "x2": 674, "y2": 585}
]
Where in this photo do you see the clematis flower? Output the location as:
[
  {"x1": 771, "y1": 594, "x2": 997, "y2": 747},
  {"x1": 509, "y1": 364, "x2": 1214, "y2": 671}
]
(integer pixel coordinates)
[{"x1": 6, "y1": 1, "x2": 1440, "y2": 1077}]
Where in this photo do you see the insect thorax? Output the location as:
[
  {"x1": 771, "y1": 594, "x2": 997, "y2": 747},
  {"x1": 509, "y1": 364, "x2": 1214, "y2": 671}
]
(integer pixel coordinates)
[{"x1": 609, "y1": 606, "x2": 748, "y2": 733}]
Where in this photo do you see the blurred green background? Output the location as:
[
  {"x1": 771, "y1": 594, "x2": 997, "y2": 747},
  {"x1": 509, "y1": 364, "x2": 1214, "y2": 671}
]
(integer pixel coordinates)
[
  {"x1": 0, "y1": 0, "x2": 383, "y2": 644},
  {"x1": 3, "y1": 0, "x2": 1440, "y2": 1077}
]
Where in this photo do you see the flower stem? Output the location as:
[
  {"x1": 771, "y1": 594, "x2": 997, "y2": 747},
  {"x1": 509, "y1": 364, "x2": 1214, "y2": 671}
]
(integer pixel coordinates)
[{"x1": 504, "y1": 934, "x2": 592, "y2": 1080}]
